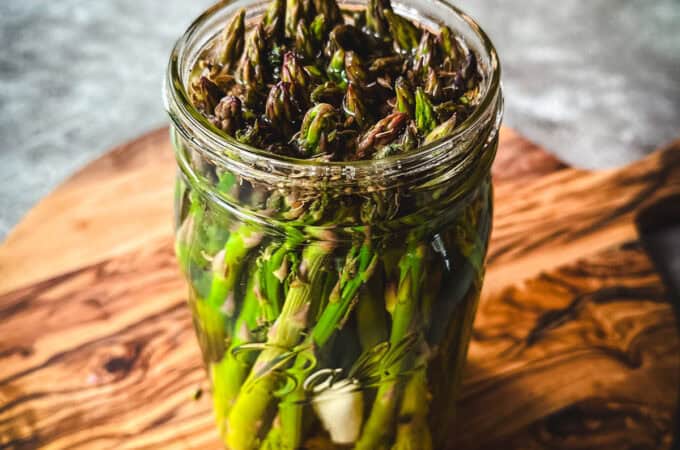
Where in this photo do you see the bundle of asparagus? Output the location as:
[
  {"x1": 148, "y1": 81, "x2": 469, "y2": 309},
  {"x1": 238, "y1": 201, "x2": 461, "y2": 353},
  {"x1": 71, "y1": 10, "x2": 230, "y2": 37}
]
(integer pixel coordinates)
[
  {"x1": 175, "y1": 174, "x2": 490, "y2": 449},
  {"x1": 187, "y1": 0, "x2": 481, "y2": 160},
  {"x1": 170, "y1": 0, "x2": 497, "y2": 448}
]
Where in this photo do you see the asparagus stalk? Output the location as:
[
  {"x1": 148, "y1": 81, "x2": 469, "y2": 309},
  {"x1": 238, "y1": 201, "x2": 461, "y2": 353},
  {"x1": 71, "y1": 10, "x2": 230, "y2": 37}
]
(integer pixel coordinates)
[
  {"x1": 343, "y1": 83, "x2": 369, "y2": 129},
  {"x1": 259, "y1": 415, "x2": 283, "y2": 449},
  {"x1": 259, "y1": 230, "x2": 305, "y2": 322},
  {"x1": 413, "y1": 31, "x2": 436, "y2": 77},
  {"x1": 429, "y1": 283, "x2": 480, "y2": 447},
  {"x1": 310, "y1": 14, "x2": 327, "y2": 45},
  {"x1": 295, "y1": 20, "x2": 315, "y2": 60},
  {"x1": 285, "y1": 0, "x2": 304, "y2": 38},
  {"x1": 280, "y1": 52, "x2": 310, "y2": 109},
  {"x1": 235, "y1": 221, "x2": 316, "y2": 449},
  {"x1": 191, "y1": 289, "x2": 230, "y2": 364},
  {"x1": 366, "y1": 0, "x2": 392, "y2": 38},
  {"x1": 225, "y1": 240, "x2": 334, "y2": 450},
  {"x1": 391, "y1": 369, "x2": 433, "y2": 450},
  {"x1": 355, "y1": 241, "x2": 427, "y2": 450},
  {"x1": 181, "y1": 180, "x2": 243, "y2": 362},
  {"x1": 356, "y1": 267, "x2": 388, "y2": 350},
  {"x1": 265, "y1": 81, "x2": 302, "y2": 139},
  {"x1": 295, "y1": 103, "x2": 341, "y2": 157},
  {"x1": 391, "y1": 252, "x2": 440, "y2": 450},
  {"x1": 238, "y1": 23, "x2": 267, "y2": 105},
  {"x1": 383, "y1": 9, "x2": 421, "y2": 54},
  {"x1": 424, "y1": 113, "x2": 457, "y2": 145},
  {"x1": 314, "y1": 237, "x2": 379, "y2": 345},
  {"x1": 327, "y1": 49, "x2": 348, "y2": 89},
  {"x1": 212, "y1": 258, "x2": 263, "y2": 437},
  {"x1": 277, "y1": 236, "x2": 379, "y2": 448},
  {"x1": 174, "y1": 187, "x2": 201, "y2": 275},
  {"x1": 344, "y1": 51, "x2": 368, "y2": 87},
  {"x1": 263, "y1": 0, "x2": 285, "y2": 42},
  {"x1": 206, "y1": 223, "x2": 263, "y2": 312},
  {"x1": 356, "y1": 112, "x2": 407, "y2": 159},
  {"x1": 415, "y1": 87, "x2": 436, "y2": 134},
  {"x1": 217, "y1": 8, "x2": 246, "y2": 70},
  {"x1": 213, "y1": 95, "x2": 244, "y2": 136},
  {"x1": 394, "y1": 77, "x2": 414, "y2": 117},
  {"x1": 313, "y1": 0, "x2": 343, "y2": 30}
]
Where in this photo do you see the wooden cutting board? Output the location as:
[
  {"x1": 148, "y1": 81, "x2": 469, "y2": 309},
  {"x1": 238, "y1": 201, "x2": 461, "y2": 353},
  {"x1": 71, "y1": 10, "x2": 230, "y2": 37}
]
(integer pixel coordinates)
[{"x1": 1, "y1": 127, "x2": 678, "y2": 450}]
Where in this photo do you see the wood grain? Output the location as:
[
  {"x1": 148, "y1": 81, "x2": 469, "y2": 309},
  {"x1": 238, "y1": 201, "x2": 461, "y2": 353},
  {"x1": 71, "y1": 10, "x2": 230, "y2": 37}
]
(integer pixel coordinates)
[
  {"x1": 0, "y1": 128, "x2": 175, "y2": 297},
  {"x1": 0, "y1": 128, "x2": 678, "y2": 450},
  {"x1": 459, "y1": 241, "x2": 679, "y2": 450},
  {"x1": 486, "y1": 139, "x2": 680, "y2": 296},
  {"x1": 0, "y1": 239, "x2": 218, "y2": 450}
]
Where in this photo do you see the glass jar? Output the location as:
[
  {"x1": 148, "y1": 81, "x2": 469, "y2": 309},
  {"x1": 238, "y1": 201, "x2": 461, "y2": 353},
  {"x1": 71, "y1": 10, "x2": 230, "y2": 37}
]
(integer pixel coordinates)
[{"x1": 164, "y1": 0, "x2": 501, "y2": 448}]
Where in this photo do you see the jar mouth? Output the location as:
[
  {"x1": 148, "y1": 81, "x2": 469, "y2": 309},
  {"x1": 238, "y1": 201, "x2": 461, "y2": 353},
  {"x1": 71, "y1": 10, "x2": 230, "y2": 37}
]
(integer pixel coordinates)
[{"x1": 164, "y1": 0, "x2": 502, "y2": 185}]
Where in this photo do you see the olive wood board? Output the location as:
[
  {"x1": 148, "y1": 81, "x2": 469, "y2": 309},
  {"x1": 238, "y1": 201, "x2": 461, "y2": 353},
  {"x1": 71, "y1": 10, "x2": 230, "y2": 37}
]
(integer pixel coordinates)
[{"x1": 0, "y1": 127, "x2": 678, "y2": 450}]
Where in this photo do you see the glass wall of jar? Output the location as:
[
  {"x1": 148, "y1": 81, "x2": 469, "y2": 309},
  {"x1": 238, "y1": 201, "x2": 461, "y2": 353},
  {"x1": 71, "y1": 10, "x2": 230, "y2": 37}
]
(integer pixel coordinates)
[{"x1": 165, "y1": 0, "x2": 501, "y2": 448}]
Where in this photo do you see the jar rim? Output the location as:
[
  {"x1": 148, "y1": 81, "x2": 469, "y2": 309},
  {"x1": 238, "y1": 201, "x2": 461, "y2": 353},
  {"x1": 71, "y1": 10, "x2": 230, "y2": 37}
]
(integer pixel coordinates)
[{"x1": 164, "y1": 0, "x2": 502, "y2": 185}]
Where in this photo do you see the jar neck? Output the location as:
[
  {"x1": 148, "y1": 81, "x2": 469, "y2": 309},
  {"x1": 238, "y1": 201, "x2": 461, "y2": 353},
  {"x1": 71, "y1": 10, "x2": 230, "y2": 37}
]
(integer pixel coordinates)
[
  {"x1": 167, "y1": 85, "x2": 502, "y2": 188},
  {"x1": 171, "y1": 93, "x2": 500, "y2": 237}
]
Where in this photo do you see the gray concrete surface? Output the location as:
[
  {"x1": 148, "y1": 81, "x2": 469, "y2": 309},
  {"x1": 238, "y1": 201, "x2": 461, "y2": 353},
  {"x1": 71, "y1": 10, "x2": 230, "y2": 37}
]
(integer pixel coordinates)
[{"x1": 1, "y1": 0, "x2": 679, "y2": 239}]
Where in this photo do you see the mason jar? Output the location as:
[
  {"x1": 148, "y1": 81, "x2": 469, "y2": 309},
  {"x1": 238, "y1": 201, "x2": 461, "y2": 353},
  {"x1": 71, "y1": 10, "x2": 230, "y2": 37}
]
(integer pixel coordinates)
[{"x1": 164, "y1": 0, "x2": 502, "y2": 448}]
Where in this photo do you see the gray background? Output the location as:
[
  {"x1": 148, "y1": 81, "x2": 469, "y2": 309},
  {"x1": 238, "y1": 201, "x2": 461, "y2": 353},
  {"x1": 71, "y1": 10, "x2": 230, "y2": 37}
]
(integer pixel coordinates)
[{"x1": 1, "y1": 0, "x2": 679, "y2": 239}]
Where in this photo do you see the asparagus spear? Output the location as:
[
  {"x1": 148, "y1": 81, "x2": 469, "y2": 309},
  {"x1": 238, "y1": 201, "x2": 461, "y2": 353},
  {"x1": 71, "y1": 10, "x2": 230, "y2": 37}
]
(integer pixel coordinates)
[
  {"x1": 424, "y1": 113, "x2": 457, "y2": 144},
  {"x1": 313, "y1": 0, "x2": 343, "y2": 30},
  {"x1": 311, "y1": 81, "x2": 344, "y2": 105},
  {"x1": 327, "y1": 49, "x2": 348, "y2": 88},
  {"x1": 295, "y1": 103, "x2": 340, "y2": 157},
  {"x1": 356, "y1": 266, "x2": 388, "y2": 350},
  {"x1": 212, "y1": 95, "x2": 243, "y2": 136},
  {"x1": 295, "y1": 20, "x2": 316, "y2": 60},
  {"x1": 174, "y1": 186, "x2": 201, "y2": 275},
  {"x1": 414, "y1": 87, "x2": 436, "y2": 134},
  {"x1": 391, "y1": 369, "x2": 433, "y2": 450},
  {"x1": 394, "y1": 76, "x2": 414, "y2": 116},
  {"x1": 439, "y1": 25, "x2": 464, "y2": 65},
  {"x1": 217, "y1": 8, "x2": 246, "y2": 70},
  {"x1": 413, "y1": 30, "x2": 436, "y2": 77},
  {"x1": 206, "y1": 223, "x2": 263, "y2": 312},
  {"x1": 238, "y1": 23, "x2": 267, "y2": 107},
  {"x1": 383, "y1": 9, "x2": 421, "y2": 54},
  {"x1": 189, "y1": 221, "x2": 263, "y2": 368},
  {"x1": 391, "y1": 248, "x2": 440, "y2": 450},
  {"x1": 343, "y1": 83, "x2": 369, "y2": 129},
  {"x1": 344, "y1": 51, "x2": 368, "y2": 87},
  {"x1": 280, "y1": 52, "x2": 310, "y2": 106},
  {"x1": 355, "y1": 241, "x2": 427, "y2": 450},
  {"x1": 310, "y1": 14, "x2": 327, "y2": 44},
  {"x1": 356, "y1": 111, "x2": 407, "y2": 159},
  {"x1": 265, "y1": 81, "x2": 302, "y2": 139},
  {"x1": 190, "y1": 76, "x2": 224, "y2": 114},
  {"x1": 259, "y1": 230, "x2": 305, "y2": 321},
  {"x1": 213, "y1": 211, "x2": 324, "y2": 442},
  {"x1": 275, "y1": 234, "x2": 378, "y2": 448},
  {"x1": 259, "y1": 416, "x2": 284, "y2": 450},
  {"x1": 366, "y1": 0, "x2": 392, "y2": 38},
  {"x1": 225, "y1": 240, "x2": 334, "y2": 450},
  {"x1": 263, "y1": 0, "x2": 285, "y2": 42},
  {"x1": 285, "y1": 0, "x2": 306, "y2": 38},
  {"x1": 212, "y1": 258, "x2": 264, "y2": 437}
]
